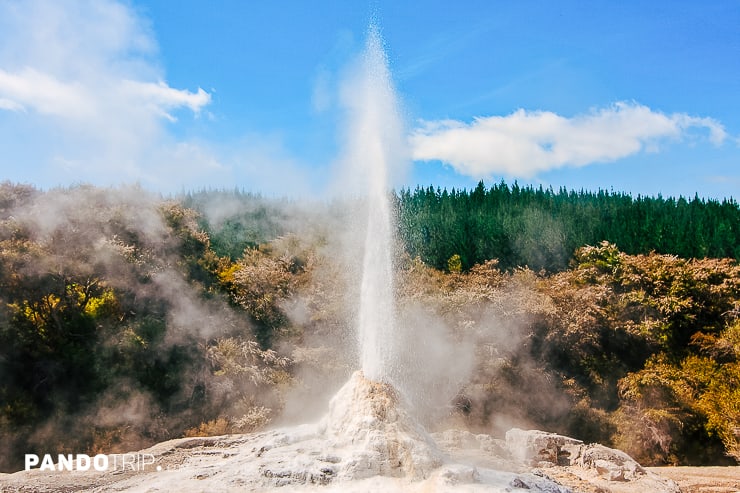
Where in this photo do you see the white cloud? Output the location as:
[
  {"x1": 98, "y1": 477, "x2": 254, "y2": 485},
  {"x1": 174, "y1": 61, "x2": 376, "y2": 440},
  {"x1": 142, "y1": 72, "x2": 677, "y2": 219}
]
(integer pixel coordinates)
[
  {"x1": 0, "y1": 98, "x2": 25, "y2": 112},
  {"x1": 0, "y1": 0, "x2": 215, "y2": 190},
  {"x1": 120, "y1": 80, "x2": 211, "y2": 121},
  {"x1": 0, "y1": 67, "x2": 94, "y2": 117},
  {"x1": 410, "y1": 102, "x2": 727, "y2": 178},
  {"x1": 0, "y1": 69, "x2": 211, "y2": 122}
]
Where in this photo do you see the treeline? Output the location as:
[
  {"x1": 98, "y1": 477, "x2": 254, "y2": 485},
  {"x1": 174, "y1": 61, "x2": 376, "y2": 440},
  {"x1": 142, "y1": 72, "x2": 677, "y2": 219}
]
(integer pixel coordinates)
[
  {"x1": 183, "y1": 183, "x2": 740, "y2": 274},
  {"x1": 397, "y1": 181, "x2": 740, "y2": 272}
]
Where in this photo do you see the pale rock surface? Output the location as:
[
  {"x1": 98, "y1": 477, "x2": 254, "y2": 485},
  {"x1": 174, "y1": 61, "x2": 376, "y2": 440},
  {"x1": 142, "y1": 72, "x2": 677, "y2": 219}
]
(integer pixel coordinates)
[
  {"x1": 0, "y1": 372, "x2": 680, "y2": 493},
  {"x1": 319, "y1": 370, "x2": 443, "y2": 480},
  {"x1": 502, "y1": 428, "x2": 680, "y2": 493}
]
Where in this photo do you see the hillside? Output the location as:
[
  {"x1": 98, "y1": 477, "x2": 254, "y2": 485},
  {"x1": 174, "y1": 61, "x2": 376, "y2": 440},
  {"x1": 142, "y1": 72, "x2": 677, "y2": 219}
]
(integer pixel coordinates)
[{"x1": 0, "y1": 182, "x2": 738, "y2": 473}]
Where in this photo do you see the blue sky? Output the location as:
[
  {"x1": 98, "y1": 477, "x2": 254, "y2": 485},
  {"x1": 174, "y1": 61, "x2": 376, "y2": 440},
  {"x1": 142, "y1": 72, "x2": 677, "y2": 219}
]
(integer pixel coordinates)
[{"x1": 0, "y1": 0, "x2": 738, "y2": 199}]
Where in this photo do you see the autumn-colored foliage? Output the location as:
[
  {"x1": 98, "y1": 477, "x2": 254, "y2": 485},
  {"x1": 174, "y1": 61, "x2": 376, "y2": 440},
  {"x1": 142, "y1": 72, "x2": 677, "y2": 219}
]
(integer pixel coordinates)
[
  {"x1": 1, "y1": 182, "x2": 739, "y2": 473},
  {"x1": 394, "y1": 241, "x2": 740, "y2": 465}
]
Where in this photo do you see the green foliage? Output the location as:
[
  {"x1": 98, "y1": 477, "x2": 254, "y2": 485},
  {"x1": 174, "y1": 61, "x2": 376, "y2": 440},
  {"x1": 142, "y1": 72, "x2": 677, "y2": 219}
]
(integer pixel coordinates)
[
  {"x1": 0, "y1": 184, "x2": 291, "y2": 472},
  {"x1": 397, "y1": 239, "x2": 740, "y2": 465},
  {"x1": 545, "y1": 243, "x2": 740, "y2": 464},
  {"x1": 181, "y1": 189, "x2": 289, "y2": 261},
  {"x1": 2, "y1": 182, "x2": 740, "y2": 471},
  {"x1": 614, "y1": 319, "x2": 740, "y2": 464},
  {"x1": 397, "y1": 181, "x2": 740, "y2": 272}
]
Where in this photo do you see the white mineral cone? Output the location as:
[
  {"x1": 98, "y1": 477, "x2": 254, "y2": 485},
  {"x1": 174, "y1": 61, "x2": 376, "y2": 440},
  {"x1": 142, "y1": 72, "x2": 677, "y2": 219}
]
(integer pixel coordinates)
[{"x1": 321, "y1": 370, "x2": 443, "y2": 480}]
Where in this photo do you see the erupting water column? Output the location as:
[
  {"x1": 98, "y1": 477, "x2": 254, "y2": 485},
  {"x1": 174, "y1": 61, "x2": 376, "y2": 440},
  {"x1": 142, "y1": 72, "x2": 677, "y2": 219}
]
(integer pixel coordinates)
[
  {"x1": 322, "y1": 25, "x2": 443, "y2": 480},
  {"x1": 351, "y1": 24, "x2": 405, "y2": 384}
]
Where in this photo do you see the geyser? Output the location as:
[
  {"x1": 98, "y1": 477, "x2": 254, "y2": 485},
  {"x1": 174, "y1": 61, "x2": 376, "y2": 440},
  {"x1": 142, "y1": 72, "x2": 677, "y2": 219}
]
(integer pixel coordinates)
[
  {"x1": 351, "y1": 24, "x2": 405, "y2": 384},
  {"x1": 0, "y1": 22, "x2": 684, "y2": 493}
]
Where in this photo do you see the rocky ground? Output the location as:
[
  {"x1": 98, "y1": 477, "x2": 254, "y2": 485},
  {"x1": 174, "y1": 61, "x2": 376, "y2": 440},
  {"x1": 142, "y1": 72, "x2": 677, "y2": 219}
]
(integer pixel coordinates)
[{"x1": 0, "y1": 372, "x2": 734, "y2": 492}]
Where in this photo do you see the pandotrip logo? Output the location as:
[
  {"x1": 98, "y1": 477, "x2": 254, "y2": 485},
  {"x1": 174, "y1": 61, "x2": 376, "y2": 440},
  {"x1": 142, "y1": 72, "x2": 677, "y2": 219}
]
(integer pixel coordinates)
[{"x1": 24, "y1": 453, "x2": 163, "y2": 472}]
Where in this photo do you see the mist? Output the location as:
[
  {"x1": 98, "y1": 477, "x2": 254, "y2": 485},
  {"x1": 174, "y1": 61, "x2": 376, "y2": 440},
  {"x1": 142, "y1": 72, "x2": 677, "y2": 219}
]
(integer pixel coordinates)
[{"x1": 0, "y1": 182, "x2": 291, "y2": 471}]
